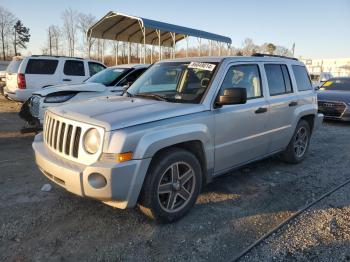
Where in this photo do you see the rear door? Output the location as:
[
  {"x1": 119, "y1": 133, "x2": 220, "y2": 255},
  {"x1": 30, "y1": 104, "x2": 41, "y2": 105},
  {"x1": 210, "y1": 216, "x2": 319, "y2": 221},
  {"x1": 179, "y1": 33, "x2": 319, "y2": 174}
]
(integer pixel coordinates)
[
  {"x1": 62, "y1": 60, "x2": 87, "y2": 84},
  {"x1": 264, "y1": 63, "x2": 298, "y2": 153},
  {"x1": 214, "y1": 63, "x2": 271, "y2": 173},
  {"x1": 24, "y1": 58, "x2": 59, "y2": 90}
]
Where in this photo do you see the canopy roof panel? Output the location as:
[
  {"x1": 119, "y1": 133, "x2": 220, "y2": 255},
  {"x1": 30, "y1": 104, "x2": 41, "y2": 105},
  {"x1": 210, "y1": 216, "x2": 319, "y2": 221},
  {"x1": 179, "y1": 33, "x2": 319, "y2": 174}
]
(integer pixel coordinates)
[{"x1": 87, "y1": 11, "x2": 232, "y2": 47}]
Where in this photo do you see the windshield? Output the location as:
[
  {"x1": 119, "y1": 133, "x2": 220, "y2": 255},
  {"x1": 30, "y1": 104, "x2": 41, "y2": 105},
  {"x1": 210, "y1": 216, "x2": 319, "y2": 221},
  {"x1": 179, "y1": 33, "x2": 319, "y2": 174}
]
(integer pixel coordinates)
[
  {"x1": 6, "y1": 59, "x2": 23, "y2": 74},
  {"x1": 320, "y1": 78, "x2": 350, "y2": 91},
  {"x1": 127, "y1": 62, "x2": 218, "y2": 103},
  {"x1": 86, "y1": 68, "x2": 129, "y2": 86}
]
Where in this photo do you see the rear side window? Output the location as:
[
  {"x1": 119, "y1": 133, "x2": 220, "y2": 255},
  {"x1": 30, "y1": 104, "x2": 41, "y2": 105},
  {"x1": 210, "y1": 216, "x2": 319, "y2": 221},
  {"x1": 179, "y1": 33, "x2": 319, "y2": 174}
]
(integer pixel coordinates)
[
  {"x1": 292, "y1": 65, "x2": 312, "y2": 91},
  {"x1": 6, "y1": 60, "x2": 23, "y2": 73},
  {"x1": 265, "y1": 64, "x2": 293, "y2": 96},
  {"x1": 64, "y1": 60, "x2": 85, "y2": 76},
  {"x1": 25, "y1": 59, "x2": 58, "y2": 75},
  {"x1": 88, "y1": 62, "x2": 106, "y2": 76}
]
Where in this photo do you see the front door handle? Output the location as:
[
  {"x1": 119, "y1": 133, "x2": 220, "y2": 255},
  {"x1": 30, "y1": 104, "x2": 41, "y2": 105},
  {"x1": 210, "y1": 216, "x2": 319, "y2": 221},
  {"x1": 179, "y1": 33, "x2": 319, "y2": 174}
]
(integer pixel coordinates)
[
  {"x1": 63, "y1": 78, "x2": 72, "y2": 82},
  {"x1": 289, "y1": 101, "x2": 298, "y2": 107},
  {"x1": 255, "y1": 107, "x2": 268, "y2": 114}
]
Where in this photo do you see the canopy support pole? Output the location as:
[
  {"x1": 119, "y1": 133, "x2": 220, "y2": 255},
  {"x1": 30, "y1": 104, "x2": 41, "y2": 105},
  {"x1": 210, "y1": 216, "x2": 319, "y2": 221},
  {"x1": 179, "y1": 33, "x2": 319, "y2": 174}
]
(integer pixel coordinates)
[
  {"x1": 186, "y1": 36, "x2": 189, "y2": 58},
  {"x1": 143, "y1": 29, "x2": 146, "y2": 63},
  {"x1": 128, "y1": 41, "x2": 131, "y2": 64},
  {"x1": 156, "y1": 29, "x2": 161, "y2": 61},
  {"x1": 170, "y1": 32, "x2": 176, "y2": 58},
  {"x1": 209, "y1": 40, "x2": 212, "y2": 56},
  {"x1": 102, "y1": 40, "x2": 105, "y2": 64},
  {"x1": 139, "y1": 44, "x2": 142, "y2": 63},
  {"x1": 151, "y1": 44, "x2": 153, "y2": 63},
  {"x1": 218, "y1": 41, "x2": 221, "y2": 56},
  {"x1": 115, "y1": 41, "x2": 119, "y2": 65},
  {"x1": 197, "y1": 38, "x2": 202, "y2": 56}
]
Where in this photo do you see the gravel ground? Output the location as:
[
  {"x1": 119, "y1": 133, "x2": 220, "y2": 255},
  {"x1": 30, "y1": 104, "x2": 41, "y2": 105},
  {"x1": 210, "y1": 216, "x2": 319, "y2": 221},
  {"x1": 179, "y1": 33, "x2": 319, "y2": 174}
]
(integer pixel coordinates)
[
  {"x1": 240, "y1": 182, "x2": 350, "y2": 262},
  {"x1": 0, "y1": 95, "x2": 349, "y2": 262}
]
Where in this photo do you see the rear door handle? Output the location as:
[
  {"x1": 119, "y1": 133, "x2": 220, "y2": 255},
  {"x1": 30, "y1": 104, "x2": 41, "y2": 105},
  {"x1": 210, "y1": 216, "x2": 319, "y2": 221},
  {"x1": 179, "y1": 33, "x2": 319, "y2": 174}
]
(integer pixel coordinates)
[
  {"x1": 255, "y1": 107, "x2": 268, "y2": 114},
  {"x1": 63, "y1": 78, "x2": 72, "y2": 82},
  {"x1": 289, "y1": 101, "x2": 298, "y2": 107}
]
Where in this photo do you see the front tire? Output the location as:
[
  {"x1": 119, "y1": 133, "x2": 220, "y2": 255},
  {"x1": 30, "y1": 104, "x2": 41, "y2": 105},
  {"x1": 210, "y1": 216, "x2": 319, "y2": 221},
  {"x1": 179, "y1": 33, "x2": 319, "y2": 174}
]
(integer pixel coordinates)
[
  {"x1": 281, "y1": 120, "x2": 311, "y2": 164},
  {"x1": 138, "y1": 148, "x2": 202, "y2": 223}
]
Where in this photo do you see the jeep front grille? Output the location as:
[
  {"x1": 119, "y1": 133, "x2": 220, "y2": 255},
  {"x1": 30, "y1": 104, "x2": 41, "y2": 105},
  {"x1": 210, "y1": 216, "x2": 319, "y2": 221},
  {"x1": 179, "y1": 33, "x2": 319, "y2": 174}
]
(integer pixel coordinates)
[{"x1": 44, "y1": 113, "x2": 82, "y2": 158}]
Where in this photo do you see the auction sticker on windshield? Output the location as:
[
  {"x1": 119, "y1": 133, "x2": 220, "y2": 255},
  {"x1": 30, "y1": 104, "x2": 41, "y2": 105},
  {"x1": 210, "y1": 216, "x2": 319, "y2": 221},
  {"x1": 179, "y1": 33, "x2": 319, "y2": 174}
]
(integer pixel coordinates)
[{"x1": 188, "y1": 62, "x2": 216, "y2": 71}]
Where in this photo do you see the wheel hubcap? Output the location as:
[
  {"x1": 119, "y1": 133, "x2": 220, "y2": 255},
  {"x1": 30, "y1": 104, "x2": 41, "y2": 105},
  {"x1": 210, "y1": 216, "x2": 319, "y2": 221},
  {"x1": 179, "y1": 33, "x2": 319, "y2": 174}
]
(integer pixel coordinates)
[
  {"x1": 157, "y1": 162, "x2": 195, "y2": 213},
  {"x1": 294, "y1": 126, "x2": 309, "y2": 158}
]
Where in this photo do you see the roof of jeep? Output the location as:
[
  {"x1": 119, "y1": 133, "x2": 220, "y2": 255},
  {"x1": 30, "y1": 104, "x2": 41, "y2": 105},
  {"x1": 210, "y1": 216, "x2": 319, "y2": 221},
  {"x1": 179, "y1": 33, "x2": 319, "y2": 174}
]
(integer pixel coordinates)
[{"x1": 159, "y1": 56, "x2": 305, "y2": 65}]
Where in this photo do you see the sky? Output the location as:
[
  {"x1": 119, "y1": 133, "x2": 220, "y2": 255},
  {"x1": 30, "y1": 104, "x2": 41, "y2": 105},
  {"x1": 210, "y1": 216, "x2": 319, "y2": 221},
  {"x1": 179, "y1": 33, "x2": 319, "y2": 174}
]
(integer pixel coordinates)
[{"x1": 1, "y1": 0, "x2": 349, "y2": 59}]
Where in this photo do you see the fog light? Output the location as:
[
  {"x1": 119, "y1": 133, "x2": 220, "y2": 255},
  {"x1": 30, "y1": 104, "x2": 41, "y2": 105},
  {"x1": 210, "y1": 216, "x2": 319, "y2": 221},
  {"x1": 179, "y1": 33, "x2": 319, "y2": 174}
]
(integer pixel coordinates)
[{"x1": 88, "y1": 173, "x2": 107, "y2": 189}]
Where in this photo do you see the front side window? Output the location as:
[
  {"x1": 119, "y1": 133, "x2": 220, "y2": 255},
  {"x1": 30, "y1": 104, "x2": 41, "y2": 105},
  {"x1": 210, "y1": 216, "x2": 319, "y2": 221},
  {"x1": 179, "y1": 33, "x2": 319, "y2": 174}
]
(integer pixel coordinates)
[
  {"x1": 219, "y1": 64, "x2": 262, "y2": 99},
  {"x1": 64, "y1": 60, "x2": 85, "y2": 76},
  {"x1": 86, "y1": 68, "x2": 129, "y2": 86},
  {"x1": 25, "y1": 59, "x2": 58, "y2": 75},
  {"x1": 88, "y1": 62, "x2": 106, "y2": 76},
  {"x1": 265, "y1": 64, "x2": 293, "y2": 96},
  {"x1": 292, "y1": 65, "x2": 312, "y2": 91},
  {"x1": 127, "y1": 62, "x2": 219, "y2": 104}
]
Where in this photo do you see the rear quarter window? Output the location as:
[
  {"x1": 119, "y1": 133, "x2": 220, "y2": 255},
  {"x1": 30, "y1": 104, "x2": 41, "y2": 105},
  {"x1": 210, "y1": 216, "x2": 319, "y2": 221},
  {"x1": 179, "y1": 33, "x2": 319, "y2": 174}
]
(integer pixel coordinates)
[
  {"x1": 7, "y1": 60, "x2": 23, "y2": 73},
  {"x1": 292, "y1": 65, "x2": 312, "y2": 91},
  {"x1": 25, "y1": 59, "x2": 59, "y2": 75}
]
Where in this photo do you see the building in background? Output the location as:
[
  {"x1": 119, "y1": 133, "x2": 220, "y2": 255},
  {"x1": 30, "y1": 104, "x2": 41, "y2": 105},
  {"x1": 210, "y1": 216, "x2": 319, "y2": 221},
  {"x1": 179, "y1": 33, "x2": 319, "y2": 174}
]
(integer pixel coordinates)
[{"x1": 300, "y1": 57, "x2": 350, "y2": 77}]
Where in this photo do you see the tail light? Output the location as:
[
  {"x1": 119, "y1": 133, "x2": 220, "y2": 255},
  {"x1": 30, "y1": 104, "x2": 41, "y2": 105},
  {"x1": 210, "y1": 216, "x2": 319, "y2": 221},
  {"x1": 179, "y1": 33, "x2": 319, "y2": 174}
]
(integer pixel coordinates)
[{"x1": 17, "y1": 73, "x2": 26, "y2": 89}]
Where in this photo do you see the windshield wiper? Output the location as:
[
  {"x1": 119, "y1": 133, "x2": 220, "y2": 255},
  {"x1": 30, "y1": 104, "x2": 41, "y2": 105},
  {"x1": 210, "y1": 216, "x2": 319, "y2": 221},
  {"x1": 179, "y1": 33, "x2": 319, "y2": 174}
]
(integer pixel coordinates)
[{"x1": 133, "y1": 93, "x2": 167, "y2": 101}]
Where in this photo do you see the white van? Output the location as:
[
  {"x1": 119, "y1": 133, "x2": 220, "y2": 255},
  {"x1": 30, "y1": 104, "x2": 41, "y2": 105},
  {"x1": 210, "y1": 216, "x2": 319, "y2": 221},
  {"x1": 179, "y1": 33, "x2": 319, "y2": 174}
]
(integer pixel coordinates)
[{"x1": 4, "y1": 55, "x2": 106, "y2": 102}]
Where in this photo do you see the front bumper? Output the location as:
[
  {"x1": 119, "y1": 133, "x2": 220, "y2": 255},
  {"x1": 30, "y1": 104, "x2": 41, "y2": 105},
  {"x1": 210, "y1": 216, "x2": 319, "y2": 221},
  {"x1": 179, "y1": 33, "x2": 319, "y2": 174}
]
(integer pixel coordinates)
[{"x1": 32, "y1": 134, "x2": 151, "y2": 209}]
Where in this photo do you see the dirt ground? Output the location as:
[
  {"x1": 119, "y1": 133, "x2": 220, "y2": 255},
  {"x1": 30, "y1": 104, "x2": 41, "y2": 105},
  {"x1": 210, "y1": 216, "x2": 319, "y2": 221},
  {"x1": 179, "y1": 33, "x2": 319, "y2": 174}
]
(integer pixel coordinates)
[{"x1": 0, "y1": 95, "x2": 349, "y2": 262}]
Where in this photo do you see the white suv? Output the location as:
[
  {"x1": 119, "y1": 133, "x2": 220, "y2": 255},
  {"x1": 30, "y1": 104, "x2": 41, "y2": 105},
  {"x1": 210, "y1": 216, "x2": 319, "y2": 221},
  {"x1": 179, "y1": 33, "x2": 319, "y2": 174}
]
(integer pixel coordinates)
[{"x1": 4, "y1": 55, "x2": 106, "y2": 102}]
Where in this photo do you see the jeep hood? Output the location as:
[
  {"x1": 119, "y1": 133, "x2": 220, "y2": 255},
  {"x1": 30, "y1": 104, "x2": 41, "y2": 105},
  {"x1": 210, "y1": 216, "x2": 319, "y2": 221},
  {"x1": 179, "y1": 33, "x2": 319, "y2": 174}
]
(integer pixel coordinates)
[
  {"x1": 50, "y1": 96, "x2": 207, "y2": 131},
  {"x1": 33, "y1": 82, "x2": 107, "y2": 96}
]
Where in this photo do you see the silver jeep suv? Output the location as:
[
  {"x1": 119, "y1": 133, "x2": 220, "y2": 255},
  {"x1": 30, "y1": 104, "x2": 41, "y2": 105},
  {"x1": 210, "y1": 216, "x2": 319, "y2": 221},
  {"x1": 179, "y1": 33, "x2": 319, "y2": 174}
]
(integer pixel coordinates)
[{"x1": 33, "y1": 55, "x2": 323, "y2": 223}]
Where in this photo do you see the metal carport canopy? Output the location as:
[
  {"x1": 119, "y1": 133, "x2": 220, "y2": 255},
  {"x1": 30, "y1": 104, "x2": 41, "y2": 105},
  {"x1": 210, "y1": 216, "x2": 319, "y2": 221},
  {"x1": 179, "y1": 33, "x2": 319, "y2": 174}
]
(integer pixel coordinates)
[{"x1": 87, "y1": 11, "x2": 232, "y2": 47}]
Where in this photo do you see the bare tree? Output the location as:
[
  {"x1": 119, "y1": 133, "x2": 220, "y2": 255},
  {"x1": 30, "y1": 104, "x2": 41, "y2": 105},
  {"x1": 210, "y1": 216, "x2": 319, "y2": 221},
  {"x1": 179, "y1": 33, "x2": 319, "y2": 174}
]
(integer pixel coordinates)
[
  {"x1": 241, "y1": 38, "x2": 258, "y2": 56},
  {"x1": 275, "y1": 46, "x2": 292, "y2": 56},
  {"x1": 0, "y1": 6, "x2": 16, "y2": 60},
  {"x1": 61, "y1": 8, "x2": 78, "y2": 57},
  {"x1": 77, "y1": 13, "x2": 96, "y2": 58},
  {"x1": 46, "y1": 25, "x2": 61, "y2": 55}
]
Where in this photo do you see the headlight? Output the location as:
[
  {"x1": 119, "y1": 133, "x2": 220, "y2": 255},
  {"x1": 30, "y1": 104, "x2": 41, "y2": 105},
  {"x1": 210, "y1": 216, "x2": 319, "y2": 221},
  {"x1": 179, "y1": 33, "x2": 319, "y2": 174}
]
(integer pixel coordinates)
[
  {"x1": 44, "y1": 93, "x2": 76, "y2": 103},
  {"x1": 83, "y1": 128, "x2": 101, "y2": 154}
]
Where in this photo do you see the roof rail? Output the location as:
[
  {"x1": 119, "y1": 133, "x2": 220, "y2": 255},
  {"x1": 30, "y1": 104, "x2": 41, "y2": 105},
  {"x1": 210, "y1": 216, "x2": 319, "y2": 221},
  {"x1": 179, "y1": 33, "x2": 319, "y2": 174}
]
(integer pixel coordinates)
[
  {"x1": 31, "y1": 55, "x2": 84, "y2": 60},
  {"x1": 252, "y1": 53, "x2": 298, "y2": 61}
]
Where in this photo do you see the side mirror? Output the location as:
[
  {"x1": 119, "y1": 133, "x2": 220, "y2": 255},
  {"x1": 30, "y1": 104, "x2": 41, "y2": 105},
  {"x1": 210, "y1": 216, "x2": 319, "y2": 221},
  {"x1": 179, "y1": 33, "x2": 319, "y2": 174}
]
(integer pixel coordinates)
[{"x1": 216, "y1": 87, "x2": 247, "y2": 106}]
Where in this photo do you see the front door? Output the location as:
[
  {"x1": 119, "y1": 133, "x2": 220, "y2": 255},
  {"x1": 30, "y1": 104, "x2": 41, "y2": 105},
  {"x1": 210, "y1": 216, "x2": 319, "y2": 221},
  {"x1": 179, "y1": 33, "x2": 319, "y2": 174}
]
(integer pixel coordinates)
[{"x1": 214, "y1": 63, "x2": 271, "y2": 174}]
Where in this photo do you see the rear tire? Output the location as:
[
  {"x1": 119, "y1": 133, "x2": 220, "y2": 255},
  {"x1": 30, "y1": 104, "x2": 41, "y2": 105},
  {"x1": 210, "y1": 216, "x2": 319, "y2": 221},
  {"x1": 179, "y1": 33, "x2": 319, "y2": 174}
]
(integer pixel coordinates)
[
  {"x1": 138, "y1": 148, "x2": 202, "y2": 223},
  {"x1": 281, "y1": 120, "x2": 311, "y2": 164}
]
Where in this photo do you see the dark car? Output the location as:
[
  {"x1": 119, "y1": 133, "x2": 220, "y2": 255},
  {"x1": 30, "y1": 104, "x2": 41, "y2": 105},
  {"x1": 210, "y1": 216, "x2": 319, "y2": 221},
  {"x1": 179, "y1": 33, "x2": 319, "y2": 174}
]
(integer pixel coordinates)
[{"x1": 317, "y1": 77, "x2": 350, "y2": 121}]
